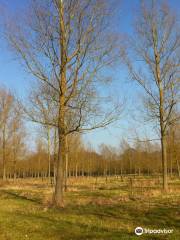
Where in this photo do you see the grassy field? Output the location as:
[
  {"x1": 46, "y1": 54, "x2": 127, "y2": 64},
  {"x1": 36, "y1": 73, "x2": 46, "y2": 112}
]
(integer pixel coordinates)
[{"x1": 0, "y1": 176, "x2": 179, "y2": 240}]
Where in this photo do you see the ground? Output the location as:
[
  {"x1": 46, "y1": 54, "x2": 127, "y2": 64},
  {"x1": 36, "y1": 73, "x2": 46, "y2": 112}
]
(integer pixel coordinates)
[{"x1": 0, "y1": 176, "x2": 179, "y2": 240}]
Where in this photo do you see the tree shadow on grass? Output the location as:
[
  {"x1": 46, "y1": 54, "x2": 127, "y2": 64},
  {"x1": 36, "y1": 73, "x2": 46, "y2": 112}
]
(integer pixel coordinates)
[
  {"x1": 61, "y1": 201, "x2": 179, "y2": 240},
  {"x1": 1, "y1": 189, "x2": 179, "y2": 240},
  {"x1": 12, "y1": 210, "x2": 132, "y2": 240},
  {"x1": 16, "y1": 206, "x2": 179, "y2": 240},
  {"x1": 1, "y1": 190, "x2": 41, "y2": 204}
]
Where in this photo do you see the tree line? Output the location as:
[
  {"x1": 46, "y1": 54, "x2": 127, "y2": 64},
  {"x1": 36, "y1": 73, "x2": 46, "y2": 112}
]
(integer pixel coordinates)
[{"x1": 1, "y1": 105, "x2": 179, "y2": 181}]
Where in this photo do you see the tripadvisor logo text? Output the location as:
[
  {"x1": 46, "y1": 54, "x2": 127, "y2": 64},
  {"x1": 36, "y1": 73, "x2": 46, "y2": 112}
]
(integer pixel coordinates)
[{"x1": 135, "y1": 227, "x2": 173, "y2": 236}]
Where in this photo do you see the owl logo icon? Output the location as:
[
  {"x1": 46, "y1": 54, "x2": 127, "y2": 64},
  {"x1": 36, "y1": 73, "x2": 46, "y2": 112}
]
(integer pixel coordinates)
[{"x1": 135, "y1": 227, "x2": 143, "y2": 236}]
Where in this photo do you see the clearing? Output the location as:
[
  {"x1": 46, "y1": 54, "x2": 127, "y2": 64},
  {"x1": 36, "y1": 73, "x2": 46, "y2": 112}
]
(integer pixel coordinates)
[{"x1": 0, "y1": 176, "x2": 179, "y2": 240}]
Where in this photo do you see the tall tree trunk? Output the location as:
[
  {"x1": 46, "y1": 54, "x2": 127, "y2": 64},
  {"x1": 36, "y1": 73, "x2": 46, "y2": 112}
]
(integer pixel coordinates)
[
  {"x1": 54, "y1": 132, "x2": 65, "y2": 207},
  {"x1": 53, "y1": 128, "x2": 57, "y2": 185},
  {"x1": 75, "y1": 163, "x2": 78, "y2": 178},
  {"x1": 47, "y1": 126, "x2": 51, "y2": 183},
  {"x1": 2, "y1": 126, "x2": 6, "y2": 181},
  {"x1": 64, "y1": 136, "x2": 68, "y2": 192},
  {"x1": 159, "y1": 85, "x2": 168, "y2": 191},
  {"x1": 170, "y1": 150, "x2": 173, "y2": 178},
  {"x1": 161, "y1": 134, "x2": 168, "y2": 191},
  {"x1": 152, "y1": 22, "x2": 168, "y2": 192},
  {"x1": 54, "y1": 0, "x2": 66, "y2": 207},
  {"x1": 13, "y1": 158, "x2": 17, "y2": 181},
  {"x1": 38, "y1": 155, "x2": 40, "y2": 178},
  {"x1": 176, "y1": 159, "x2": 180, "y2": 178},
  {"x1": 129, "y1": 156, "x2": 132, "y2": 174}
]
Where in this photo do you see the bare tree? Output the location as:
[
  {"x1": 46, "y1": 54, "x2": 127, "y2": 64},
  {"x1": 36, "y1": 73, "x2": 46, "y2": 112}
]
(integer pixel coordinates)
[
  {"x1": 35, "y1": 137, "x2": 47, "y2": 178},
  {"x1": 122, "y1": 1, "x2": 180, "y2": 191},
  {"x1": 0, "y1": 88, "x2": 14, "y2": 180},
  {"x1": 10, "y1": 103, "x2": 26, "y2": 181},
  {"x1": 3, "y1": 0, "x2": 120, "y2": 206}
]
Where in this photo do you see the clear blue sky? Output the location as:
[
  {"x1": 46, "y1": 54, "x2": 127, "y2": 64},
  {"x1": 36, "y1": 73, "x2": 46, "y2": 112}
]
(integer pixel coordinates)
[{"x1": 0, "y1": 0, "x2": 179, "y2": 151}]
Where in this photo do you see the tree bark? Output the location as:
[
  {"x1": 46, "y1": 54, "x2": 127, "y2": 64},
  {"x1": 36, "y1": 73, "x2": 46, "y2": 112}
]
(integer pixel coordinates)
[
  {"x1": 53, "y1": 0, "x2": 66, "y2": 207},
  {"x1": 161, "y1": 134, "x2": 168, "y2": 191},
  {"x1": 153, "y1": 22, "x2": 168, "y2": 191},
  {"x1": 47, "y1": 126, "x2": 51, "y2": 183},
  {"x1": 2, "y1": 126, "x2": 6, "y2": 181},
  {"x1": 64, "y1": 136, "x2": 68, "y2": 192},
  {"x1": 159, "y1": 85, "x2": 168, "y2": 191},
  {"x1": 176, "y1": 159, "x2": 180, "y2": 178},
  {"x1": 53, "y1": 128, "x2": 57, "y2": 185}
]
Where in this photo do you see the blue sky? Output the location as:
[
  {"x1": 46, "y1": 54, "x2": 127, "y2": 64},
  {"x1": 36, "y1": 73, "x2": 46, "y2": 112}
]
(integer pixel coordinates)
[{"x1": 0, "y1": 0, "x2": 179, "y2": 151}]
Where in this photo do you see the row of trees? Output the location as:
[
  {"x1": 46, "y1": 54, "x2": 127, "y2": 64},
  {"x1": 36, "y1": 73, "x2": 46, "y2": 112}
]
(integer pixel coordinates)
[
  {"x1": 0, "y1": 0, "x2": 179, "y2": 207},
  {"x1": 0, "y1": 88, "x2": 25, "y2": 180},
  {"x1": 1, "y1": 120, "x2": 179, "y2": 181}
]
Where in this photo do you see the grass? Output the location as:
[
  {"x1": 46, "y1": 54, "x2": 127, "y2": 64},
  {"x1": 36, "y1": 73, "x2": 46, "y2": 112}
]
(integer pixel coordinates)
[{"x1": 0, "y1": 176, "x2": 179, "y2": 240}]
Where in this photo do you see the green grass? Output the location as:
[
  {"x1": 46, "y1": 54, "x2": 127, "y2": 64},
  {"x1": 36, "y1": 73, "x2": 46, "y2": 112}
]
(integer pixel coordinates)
[{"x1": 0, "y1": 177, "x2": 179, "y2": 240}]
